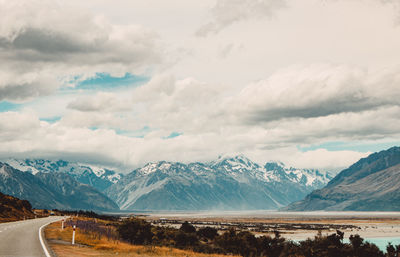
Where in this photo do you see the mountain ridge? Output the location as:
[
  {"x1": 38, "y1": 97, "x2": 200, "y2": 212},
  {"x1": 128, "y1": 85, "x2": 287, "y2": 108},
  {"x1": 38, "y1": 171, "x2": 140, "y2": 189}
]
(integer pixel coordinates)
[
  {"x1": 4, "y1": 159, "x2": 123, "y2": 193},
  {"x1": 0, "y1": 162, "x2": 119, "y2": 211},
  {"x1": 106, "y1": 156, "x2": 332, "y2": 211},
  {"x1": 284, "y1": 146, "x2": 400, "y2": 211}
]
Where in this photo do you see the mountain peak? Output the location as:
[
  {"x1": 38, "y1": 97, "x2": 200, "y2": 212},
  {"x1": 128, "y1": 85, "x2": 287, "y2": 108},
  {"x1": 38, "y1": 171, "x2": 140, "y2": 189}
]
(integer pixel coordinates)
[
  {"x1": 137, "y1": 161, "x2": 187, "y2": 175},
  {"x1": 214, "y1": 154, "x2": 260, "y2": 169},
  {"x1": 265, "y1": 161, "x2": 286, "y2": 171}
]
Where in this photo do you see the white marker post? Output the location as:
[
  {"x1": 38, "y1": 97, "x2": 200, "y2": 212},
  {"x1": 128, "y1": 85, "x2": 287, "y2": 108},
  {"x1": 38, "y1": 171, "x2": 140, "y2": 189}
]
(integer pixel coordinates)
[
  {"x1": 61, "y1": 219, "x2": 64, "y2": 230},
  {"x1": 72, "y1": 225, "x2": 76, "y2": 245}
]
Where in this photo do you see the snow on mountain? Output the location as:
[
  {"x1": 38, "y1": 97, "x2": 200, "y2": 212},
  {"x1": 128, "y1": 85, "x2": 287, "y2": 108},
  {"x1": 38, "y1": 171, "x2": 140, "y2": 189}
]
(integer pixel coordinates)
[
  {"x1": 106, "y1": 156, "x2": 332, "y2": 211},
  {"x1": 3, "y1": 156, "x2": 333, "y2": 211},
  {"x1": 264, "y1": 162, "x2": 332, "y2": 188},
  {"x1": 5, "y1": 159, "x2": 41, "y2": 175},
  {"x1": 3, "y1": 159, "x2": 123, "y2": 192},
  {"x1": 0, "y1": 162, "x2": 119, "y2": 211}
]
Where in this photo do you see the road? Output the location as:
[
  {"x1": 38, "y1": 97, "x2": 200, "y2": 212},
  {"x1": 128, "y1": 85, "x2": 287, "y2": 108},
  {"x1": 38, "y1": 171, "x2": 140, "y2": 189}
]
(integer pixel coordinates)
[{"x1": 0, "y1": 216, "x2": 63, "y2": 257}]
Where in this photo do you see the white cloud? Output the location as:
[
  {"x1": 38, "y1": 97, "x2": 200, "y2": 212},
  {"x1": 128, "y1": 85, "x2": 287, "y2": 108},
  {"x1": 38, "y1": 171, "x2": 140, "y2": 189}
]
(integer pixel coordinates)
[
  {"x1": 0, "y1": 0, "x2": 399, "y2": 171},
  {"x1": 34, "y1": 64, "x2": 397, "y2": 171},
  {"x1": 196, "y1": 0, "x2": 400, "y2": 37},
  {"x1": 131, "y1": 74, "x2": 228, "y2": 133},
  {"x1": 67, "y1": 92, "x2": 132, "y2": 113}
]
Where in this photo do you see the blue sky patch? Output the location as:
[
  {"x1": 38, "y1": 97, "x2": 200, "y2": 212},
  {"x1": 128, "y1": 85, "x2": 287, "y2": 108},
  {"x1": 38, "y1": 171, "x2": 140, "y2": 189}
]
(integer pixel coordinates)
[
  {"x1": 298, "y1": 141, "x2": 400, "y2": 153},
  {"x1": 0, "y1": 101, "x2": 21, "y2": 112},
  {"x1": 72, "y1": 73, "x2": 149, "y2": 91},
  {"x1": 40, "y1": 116, "x2": 62, "y2": 123},
  {"x1": 164, "y1": 132, "x2": 183, "y2": 139},
  {"x1": 114, "y1": 126, "x2": 151, "y2": 138}
]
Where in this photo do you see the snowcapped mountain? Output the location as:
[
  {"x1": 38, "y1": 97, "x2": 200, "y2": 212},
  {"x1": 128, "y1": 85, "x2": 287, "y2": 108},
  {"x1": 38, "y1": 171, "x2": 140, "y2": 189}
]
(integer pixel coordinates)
[
  {"x1": 4, "y1": 159, "x2": 123, "y2": 192},
  {"x1": 106, "y1": 155, "x2": 332, "y2": 211},
  {"x1": 264, "y1": 161, "x2": 331, "y2": 188},
  {"x1": 0, "y1": 162, "x2": 119, "y2": 211}
]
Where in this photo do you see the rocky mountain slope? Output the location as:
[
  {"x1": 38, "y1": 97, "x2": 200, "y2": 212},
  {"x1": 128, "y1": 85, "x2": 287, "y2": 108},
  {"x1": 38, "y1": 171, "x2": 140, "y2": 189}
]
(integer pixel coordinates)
[
  {"x1": 0, "y1": 192, "x2": 34, "y2": 222},
  {"x1": 5, "y1": 159, "x2": 122, "y2": 192},
  {"x1": 285, "y1": 146, "x2": 400, "y2": 211},
  {"x1": 106, "y1": 156, "x2": 332, "y2": 211},
  {"x1": 0, "y1": 163, "x2": 119, "y2": 211}
]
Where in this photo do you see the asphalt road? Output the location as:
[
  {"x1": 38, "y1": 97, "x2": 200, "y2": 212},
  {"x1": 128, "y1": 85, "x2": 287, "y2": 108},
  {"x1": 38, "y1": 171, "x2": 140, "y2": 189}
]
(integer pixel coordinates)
[{"x1": 0, "y1": 216, "x2": 63, "y2": 257}]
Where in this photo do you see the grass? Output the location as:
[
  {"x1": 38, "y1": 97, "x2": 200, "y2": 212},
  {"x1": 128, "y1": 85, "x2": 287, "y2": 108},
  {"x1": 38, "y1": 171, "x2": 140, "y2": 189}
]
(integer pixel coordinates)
[{"x1": 45, "y1": 218, "x2": 239, "y2": 257}]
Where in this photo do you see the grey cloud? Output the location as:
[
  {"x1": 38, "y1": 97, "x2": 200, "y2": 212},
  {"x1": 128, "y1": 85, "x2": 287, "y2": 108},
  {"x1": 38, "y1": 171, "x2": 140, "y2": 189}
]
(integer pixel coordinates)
[
  {"x1": 11, "y1": 28, "x2": 90, "y2": 54},
  {"x1": 0, "y1": 26, "x2": 160, "y2": 65},
  {"x1": 0, "y1": 82, "x2": 52, "y2": 102},
  {"x1": 246, "y1": 96, "x2": 391, "y2": 123},
  {"x1": 0, "y1": 72, "x2": 57, "y2": 102},
  {"x1": 253, "y1": 106, "x2": 400, "y2": 150}
]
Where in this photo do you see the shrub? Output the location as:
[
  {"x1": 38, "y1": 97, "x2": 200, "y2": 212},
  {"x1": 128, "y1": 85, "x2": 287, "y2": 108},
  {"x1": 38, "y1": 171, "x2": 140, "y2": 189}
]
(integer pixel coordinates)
[{"x1": 117, "y1": 218, "x2": 153, "y2": 245}]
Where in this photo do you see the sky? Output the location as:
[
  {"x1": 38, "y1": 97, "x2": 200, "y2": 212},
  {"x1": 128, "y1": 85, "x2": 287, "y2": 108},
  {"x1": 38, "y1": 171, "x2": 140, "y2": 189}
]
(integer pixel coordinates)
[{"x1": 0, "y1": 0, "x2": 399, "y2": 172}]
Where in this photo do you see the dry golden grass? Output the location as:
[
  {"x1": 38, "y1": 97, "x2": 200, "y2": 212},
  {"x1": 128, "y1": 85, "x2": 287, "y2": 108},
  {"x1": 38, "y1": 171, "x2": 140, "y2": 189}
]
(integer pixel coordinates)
[
  {"x1": 50, "y1": 244, "x2": 235, "y2": 257},
  {"x1": 45, "y1": 219, "x2": 238, "y2": 257}
]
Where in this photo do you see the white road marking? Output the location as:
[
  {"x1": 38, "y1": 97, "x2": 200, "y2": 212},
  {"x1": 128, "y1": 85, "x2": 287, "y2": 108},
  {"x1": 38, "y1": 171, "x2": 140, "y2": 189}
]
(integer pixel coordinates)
[{"x1": 39, "y1": 221, "x2": 52, "y2": 257}]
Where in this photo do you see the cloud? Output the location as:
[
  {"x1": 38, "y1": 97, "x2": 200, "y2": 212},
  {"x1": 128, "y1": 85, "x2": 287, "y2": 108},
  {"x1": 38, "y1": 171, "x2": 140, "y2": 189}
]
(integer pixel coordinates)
[
  {"x1": 130, "y1": 74, "x2": 230, "y2": 135},
  {"x1": 233, "y1": 64, "x2": 400, "y2": 123},
  {"x1": 274, "y1": 148, "x2": 370, "y2": 171},
  {"x1": 1, "y1": 63, "x2": 399, "y2": 171},
  {"x1": 0, "y1": 111, "x2": 376, "y2": 171},
  {"x1": 0, "y1": 0, "x2": 161, "y2": 102},
  {"x1": 67, "y1": 92, "x2": 131, "y2": 112},
  {"x1": 0, "y1": 70, "x2": 57, "y2": 102},
  {"x1": 196, "y1": 0, "x2": 287, "y2": 36},
  {"x1": 1, "y1": 0, "x2": 400, "y2": 171},
  {"x1": 196, "y1": 0, "x2": 400, "y2": 38}
]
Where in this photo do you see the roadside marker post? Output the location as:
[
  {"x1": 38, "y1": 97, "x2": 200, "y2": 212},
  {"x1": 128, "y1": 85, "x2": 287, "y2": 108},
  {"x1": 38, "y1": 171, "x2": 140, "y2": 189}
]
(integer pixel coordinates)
[
  {"x1": 72, "y1": 225, "x2": 76, "y2": 245},
  {"x1": 61, "y1": 219, "x2": 64, "y2": 230}
]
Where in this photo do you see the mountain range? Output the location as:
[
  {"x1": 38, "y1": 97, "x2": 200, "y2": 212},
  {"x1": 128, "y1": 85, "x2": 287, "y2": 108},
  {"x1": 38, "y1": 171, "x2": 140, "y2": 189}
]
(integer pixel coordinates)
[
  {"x1": 285, "y1": 146, "x2": 400, "y2": 211},
  {"x1": 106, "y1": 155, "x2": 332, "y2": 211},
  {"x1": 2, "y1": 147, "x2": 400, "y2": 212},
  {"x1": 1, "y1": 156, "x2": 331, "y2": 211}
]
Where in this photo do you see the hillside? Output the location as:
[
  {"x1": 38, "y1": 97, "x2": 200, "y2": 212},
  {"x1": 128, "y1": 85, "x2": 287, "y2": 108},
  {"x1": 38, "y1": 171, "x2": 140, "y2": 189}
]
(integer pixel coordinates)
[
  {"x1": 0, "y1": 163, "x2": 119, "y2": 211},
  {"x1": 285, "y1": 146, "x2": 400, "y2": 211},
  {"x1": 0, "y1": 192, "x2": 34, "y2": 222}
]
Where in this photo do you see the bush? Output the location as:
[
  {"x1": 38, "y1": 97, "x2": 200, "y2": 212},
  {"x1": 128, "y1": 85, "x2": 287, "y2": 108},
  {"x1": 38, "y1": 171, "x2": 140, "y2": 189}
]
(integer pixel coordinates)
[
  {"x1": 197, "y1": 226, "x2": 218, "y2": 240},
  {"x1": 117, "y1": 218, "x2": 153, "y2": 245},
  {"x1": 180, "y1": 221, "x2": 196, "y2": 233},
  {"x1": 113, "y1": 219, "x2": 395, "y2": 257}
]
